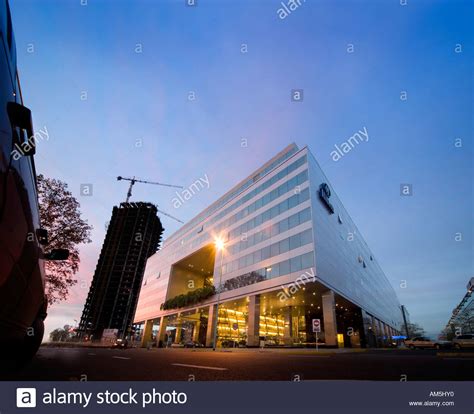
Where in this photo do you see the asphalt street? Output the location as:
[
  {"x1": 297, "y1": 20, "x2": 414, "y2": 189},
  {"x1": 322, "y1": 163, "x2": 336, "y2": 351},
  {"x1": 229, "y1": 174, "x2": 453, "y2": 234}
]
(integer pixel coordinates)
[{"x1": 3, "y1": 347, "x2": 474, "y2": 381}]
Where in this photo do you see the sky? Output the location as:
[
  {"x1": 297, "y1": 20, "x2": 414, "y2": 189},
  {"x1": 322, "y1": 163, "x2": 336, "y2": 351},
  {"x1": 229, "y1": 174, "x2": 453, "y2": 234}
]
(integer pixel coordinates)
[{"x1": 9, "y1": 0, "x2": 473, "y2": 339}]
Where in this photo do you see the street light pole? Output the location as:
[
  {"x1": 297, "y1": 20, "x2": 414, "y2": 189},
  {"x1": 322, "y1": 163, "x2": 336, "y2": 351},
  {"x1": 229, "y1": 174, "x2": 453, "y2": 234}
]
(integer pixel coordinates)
[{"x1": 212, "y1": 239, "x2": 225, "y2": 351}]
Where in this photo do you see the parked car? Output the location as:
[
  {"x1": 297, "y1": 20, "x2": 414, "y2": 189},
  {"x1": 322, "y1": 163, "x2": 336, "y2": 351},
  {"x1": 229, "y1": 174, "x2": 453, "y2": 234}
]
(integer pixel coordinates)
[
  {"x1": 452, "y1": 334, "x2": 474, "y2": 349},
  {"x1": 0, "y1": 0, "x2": 68, "y2": 367},
  {"x1": 404, "y1": 337, "x2": 445, "y2": 350},
  {"x1": 183, "y1": 340, "x2": 204, "y2": 348},
  {"x1": 112, "y1": 338, "x2": 129, "y2": 349}
]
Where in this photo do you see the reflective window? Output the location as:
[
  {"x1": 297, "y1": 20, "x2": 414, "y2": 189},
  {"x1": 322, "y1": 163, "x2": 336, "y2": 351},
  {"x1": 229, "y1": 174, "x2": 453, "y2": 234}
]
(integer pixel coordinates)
[
  {"x1": 301, "y1": 252, "x2": 314, "y2": 269},
  {"x1": 279, "y1": 238, "x2": 290, "y2": 254},
  {"x1": 289, "y1": 233, "x2": 301, "y2": 250},
  {"x1": 219, "y1": 251, "x2": 314, "y2": 293},
  {"x1": 300, "y1": 229, "x2": 313, "y2": 245},
  {"x1": 271, "y1": 243, "x2": 280, "y2": 257},
  {"x1": 279, "y1": 259, "x2": 290, "y2": 275},
  {"x1": 289, "y1": 213, "x2": 299, "y2": 228},
  {"x1": 290, "y1": 256, "x2": 302, "y2": 272},
  {"x1": 299, "y1": 208, "x2": 311, "y2": 222},
  {"x1": 168, "y1": 154, "x2": 307, "y2": 246},
  {"x1": 223, "y1": 227, "x2": 313, "y2": 274}
]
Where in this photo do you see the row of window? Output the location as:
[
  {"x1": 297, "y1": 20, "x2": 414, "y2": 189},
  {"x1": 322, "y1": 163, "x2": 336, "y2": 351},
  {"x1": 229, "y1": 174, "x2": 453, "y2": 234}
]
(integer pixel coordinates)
[
  {"x1": 220, "y1": 251, "x2": 315, "y2": 293},
  {"x1": 226, "y1": 207, "x2": 312, "y2": 255},
  {"x1": 212, "y1": 156, "x2": 307, "y2": 226},
  {"x1": 172, "y1": 186, "x2": 310, "y2": 262},
  {"x1": 212, "y1": 169, "x2": 308, "y2": 236},
  {"x1": 222, "y1": 228, "x2": 313, "y2": 275},
  {"x1": 227, "y1": 187, "x2": 310, "y2": 241},
  {"x1": 165, "y1": 171, "x2": 309, "y2": 265},
  {"x1": 169, "y1": 155, "x2": 307, "y2": 247}
]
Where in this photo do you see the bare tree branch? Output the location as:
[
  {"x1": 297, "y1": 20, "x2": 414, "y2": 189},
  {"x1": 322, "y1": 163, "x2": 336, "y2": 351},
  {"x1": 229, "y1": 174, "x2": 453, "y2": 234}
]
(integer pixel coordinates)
[{"x1": 37, "y1": 174, "x2": 93, "y2": 305}]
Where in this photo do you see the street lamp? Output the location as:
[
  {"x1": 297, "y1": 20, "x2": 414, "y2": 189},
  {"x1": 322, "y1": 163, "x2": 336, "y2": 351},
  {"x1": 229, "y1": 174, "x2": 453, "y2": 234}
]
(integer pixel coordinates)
[{"x1": 212, "y1": 237, "x2": 225, "y2": 351}]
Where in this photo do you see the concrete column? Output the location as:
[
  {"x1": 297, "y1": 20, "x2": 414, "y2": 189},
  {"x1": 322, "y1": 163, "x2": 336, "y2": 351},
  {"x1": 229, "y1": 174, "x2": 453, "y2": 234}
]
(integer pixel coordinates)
[
  {"x1": 283, "y1": 306, "x2": 293, "y2": 346},
  {"x1": 156, "y1": 316, "x2": 168, "y2": 347},
  {"x1": 384, "y1": 324, "x2": 391, "y2": 344},
  {"x1": 206, "y1": 304, "x2": 217, "y2": 347},
  {"x1": 376, "y1": 319, "x2": 384, "y2": 347},
  {"x1": 247, "y1": 295, "x2": 261, "y2": 347},
  {"x1": 140, "y1": 319, "x2": 153, "y2": 348},
  {"x1": 380, "y1": 322, "x2": 387, "y2": 346},
  {"x1": 322, "y1": 290, "x2": 337, "y2": 346},
  {"x1": 192, "y1": 320, "x2": 201, "y2": 342},
  {"x1": 174, "y1": 313, "x2": 182, "y2": 344},
  {"x1": 370, "y1": 316, "x2": 378, "y2": 347}
]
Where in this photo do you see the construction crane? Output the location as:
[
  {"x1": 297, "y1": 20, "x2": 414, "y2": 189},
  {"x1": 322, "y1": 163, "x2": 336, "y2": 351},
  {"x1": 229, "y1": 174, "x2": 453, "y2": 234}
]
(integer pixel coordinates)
[{"x1": 117, "y1": 176, "x2": 185, "y2": 224}]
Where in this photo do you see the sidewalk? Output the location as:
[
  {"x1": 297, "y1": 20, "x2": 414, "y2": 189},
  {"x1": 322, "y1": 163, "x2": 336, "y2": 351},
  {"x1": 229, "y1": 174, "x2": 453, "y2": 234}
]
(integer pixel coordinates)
[
  {"x1": 41, "y1": 341, "x2": 114, "y2": 349},
  {"x1": 143, "y1": 346, "x2": 371, "y2": 355}
]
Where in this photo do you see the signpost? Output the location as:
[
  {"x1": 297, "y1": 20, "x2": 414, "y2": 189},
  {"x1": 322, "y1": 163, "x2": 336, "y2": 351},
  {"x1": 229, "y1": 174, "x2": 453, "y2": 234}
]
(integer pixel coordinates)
[
  {"x1": 312, "y1": 319, "x2": 321, "y2": 352},
  {"x1": 232, "y1": 323, "x2": 238, "y2": 348}
]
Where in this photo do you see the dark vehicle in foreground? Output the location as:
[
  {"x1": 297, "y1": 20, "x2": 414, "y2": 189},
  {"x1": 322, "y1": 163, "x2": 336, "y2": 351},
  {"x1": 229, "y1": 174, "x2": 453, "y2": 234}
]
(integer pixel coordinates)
[{"x1": 0, "y1": 0, "x2": 68, "y2": 365}]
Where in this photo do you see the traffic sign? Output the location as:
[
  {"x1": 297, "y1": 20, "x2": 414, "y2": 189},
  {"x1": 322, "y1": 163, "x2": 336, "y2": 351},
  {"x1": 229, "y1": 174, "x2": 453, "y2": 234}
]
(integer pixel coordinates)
[{"x1": 312, "y1": 319, "x2": 321, "y2": 333}]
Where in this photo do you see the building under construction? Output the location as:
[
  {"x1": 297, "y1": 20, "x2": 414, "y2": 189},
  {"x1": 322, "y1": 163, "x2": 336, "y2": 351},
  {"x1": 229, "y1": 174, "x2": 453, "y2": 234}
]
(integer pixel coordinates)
[{"x1": 78, "y1": 202, "x2": 164, "y2": 340}]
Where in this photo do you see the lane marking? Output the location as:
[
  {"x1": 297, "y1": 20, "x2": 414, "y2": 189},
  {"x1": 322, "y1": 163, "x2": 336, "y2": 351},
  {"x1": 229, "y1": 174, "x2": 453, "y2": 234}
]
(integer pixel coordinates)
[
  {"x1": 112, "y1": 356, "x2": 131, "y2": 360},
  {"x1": 172, "y1": 363, "x2": 228, "y2": 371}
]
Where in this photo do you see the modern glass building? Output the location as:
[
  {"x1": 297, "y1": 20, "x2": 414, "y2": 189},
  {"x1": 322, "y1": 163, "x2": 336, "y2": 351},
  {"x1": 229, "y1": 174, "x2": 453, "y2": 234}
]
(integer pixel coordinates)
[
  {"x1": 444, "y1": 277, "x2": 474, "y2": 339},
  {"x1": 134, "y1": 144, "x2": 403, "y2": 348}
]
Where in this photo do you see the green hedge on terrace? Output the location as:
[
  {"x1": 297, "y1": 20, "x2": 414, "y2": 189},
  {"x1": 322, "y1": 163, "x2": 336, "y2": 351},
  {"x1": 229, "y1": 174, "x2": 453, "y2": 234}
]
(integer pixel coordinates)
[{"x1": 160, "y1": 284, "x2": 216, "y2": 310}]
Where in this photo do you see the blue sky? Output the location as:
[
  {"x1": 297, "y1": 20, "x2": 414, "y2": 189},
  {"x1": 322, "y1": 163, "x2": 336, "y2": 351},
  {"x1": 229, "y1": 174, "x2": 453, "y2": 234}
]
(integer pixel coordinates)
[{"x1": 10, "y1": 0, "x2": 473, "y2": 338}]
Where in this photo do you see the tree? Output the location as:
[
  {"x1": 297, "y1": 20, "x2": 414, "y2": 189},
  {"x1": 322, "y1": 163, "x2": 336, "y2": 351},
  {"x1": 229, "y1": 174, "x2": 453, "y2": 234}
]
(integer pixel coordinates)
[
  {"x1": 37, "y1": 174, "x2": 92, "y2": 305},
  {"x1": 49, "y1": 325, "x2": 74, "y2": 342},
  {"x1": 405, "y1": 322, "x2": 426, "y2": 338}
]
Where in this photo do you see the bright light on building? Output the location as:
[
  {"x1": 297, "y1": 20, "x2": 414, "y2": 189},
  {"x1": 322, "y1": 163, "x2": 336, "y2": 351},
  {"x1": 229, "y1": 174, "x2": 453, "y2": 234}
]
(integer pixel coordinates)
[{"x1": 214, "y1": 237, "x2": 225, "y2": 251}]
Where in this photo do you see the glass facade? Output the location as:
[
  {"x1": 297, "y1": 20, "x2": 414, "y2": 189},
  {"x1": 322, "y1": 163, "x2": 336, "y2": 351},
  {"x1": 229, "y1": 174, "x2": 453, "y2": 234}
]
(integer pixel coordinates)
[
  {"x1": 220, "y1": 251, "x2": 314, "y2": 293},
  {"x1": 164, "y1": 168, "x2": 309, "y2": 261},
  {"x1": 226, "y1": 207, "x2": 312, "y2": 255},
  {"x1": 166, "y1": 153, "x2": 306, "y2": 247},
  {"x1": 222, "y1": 228, "x2": 313, "y2": 275},
  {"x1": 135, "y1": 145, "x2": 403, "y2": 349},
  {"x1": 307, "y1": 151, "x2": 403, "y2": 329}
]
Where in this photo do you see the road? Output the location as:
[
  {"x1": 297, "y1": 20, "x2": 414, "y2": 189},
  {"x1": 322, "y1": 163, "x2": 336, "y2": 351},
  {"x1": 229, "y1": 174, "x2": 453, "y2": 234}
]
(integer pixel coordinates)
[{"x1": 4, "y1": 347, "x2": 474, "y2": 381}]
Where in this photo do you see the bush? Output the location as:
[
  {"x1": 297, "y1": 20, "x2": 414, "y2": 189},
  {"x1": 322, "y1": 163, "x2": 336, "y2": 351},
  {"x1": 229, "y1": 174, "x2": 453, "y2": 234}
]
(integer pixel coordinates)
[{"x1": 160, "y1": 285, "x2": 216, "y2": 310}]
